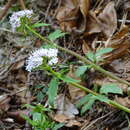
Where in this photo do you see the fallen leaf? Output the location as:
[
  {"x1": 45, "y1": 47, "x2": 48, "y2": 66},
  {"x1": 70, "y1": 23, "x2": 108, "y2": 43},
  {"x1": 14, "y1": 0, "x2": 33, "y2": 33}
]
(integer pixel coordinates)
[
  {"x1": 100, "y1": 25, "x2": 130, "y2": 65},
  {"x1": 98, "y1": 1, "x2": 117, "y2": 38},
  {"x1": 0, "y1": 95, "x2": 11, "y2": 113},
  {"x1": 11, "y1": 60, "x2": 25, "y2": 70},
  {"x1": 84, "y1": 11, "x2": 101, "y2": 36},
  {"x1": 115, "y1": 97, "x2": 130, "y2": 108},
  {"x1": 55, "y1": 94, "x2": 79, "y2": 119}
]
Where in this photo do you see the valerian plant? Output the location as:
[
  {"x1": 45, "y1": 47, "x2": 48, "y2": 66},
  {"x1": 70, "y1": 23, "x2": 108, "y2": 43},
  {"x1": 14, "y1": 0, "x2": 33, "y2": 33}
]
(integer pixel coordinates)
[{"x1": 8, "y1": 9, "x2": 130, "y2": 122}]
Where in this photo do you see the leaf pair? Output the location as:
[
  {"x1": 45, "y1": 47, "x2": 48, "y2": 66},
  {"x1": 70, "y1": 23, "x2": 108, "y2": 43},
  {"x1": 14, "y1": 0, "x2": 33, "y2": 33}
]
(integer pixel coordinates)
[
  {"x1": 86, "y1": 48, "x2": 113, "y2": 63},
  {"x1": 76, "y1": 83, "x2": 123, "y2": 114}
]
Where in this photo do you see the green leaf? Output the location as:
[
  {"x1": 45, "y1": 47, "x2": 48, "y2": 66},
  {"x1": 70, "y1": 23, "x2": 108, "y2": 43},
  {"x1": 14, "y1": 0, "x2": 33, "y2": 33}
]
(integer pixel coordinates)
[
  {"x1": 86, "y1": 51, "x2": 96, "y2": 62},
  {"x1": 93, "y1": 95, "x2": 109, "y2": 103},
  {"x1": 32, "y1": 22, "x2": 50, "y2": 28},
  {"x1": 33, "y1": 112, "x2": 42, "y2": 122},
  {"x1": 53, "y1": 123, "x2": 64, "y2": 130},
  {"x1": 76, "y1": 94, "x2": 92, "y2": 108},
  {"x1": 95, "y1": 48, "x2": 113, "y2": 57},
  {"x1": 100, "y1": 83, "x2": 123, "y2": 95},
  {"x1": 62, "y1": 76, "x2": 81, "y2": 83},
  {"x1": 48, "y1": 30, "x2": 66, "y2": 41},
  {"x1": 81, "y1": 98, "x2": 95, "y2": 114},
  {"x1": 21, "y1": 114, "x2": 37, "y2": 126},
  {"x1": 36, "y1": 91, "x2": 45, "y2": 102},
  {"x1": 48, "y1": 78, "x2": 59, "y2": 107},
  {"x1": 75, "y1": 66, "x2": 88, "y2": 77}
]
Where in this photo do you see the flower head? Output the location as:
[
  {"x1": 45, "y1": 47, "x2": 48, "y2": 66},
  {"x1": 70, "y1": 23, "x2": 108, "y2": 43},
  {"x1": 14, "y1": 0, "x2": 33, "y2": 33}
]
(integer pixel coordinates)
[
  {"x1": 9, "y1": 10, "x2": 33, "y2": 32},
  {"x1": 26, "y1": 48, "x2": 58, "y2": 72}
]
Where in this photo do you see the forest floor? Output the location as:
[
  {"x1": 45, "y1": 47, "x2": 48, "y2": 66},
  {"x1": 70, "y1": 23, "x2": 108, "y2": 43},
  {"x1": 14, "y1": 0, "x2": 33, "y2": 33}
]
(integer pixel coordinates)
[{"x1": 0, "y1": 0, "x2": 130, "y2": 130}]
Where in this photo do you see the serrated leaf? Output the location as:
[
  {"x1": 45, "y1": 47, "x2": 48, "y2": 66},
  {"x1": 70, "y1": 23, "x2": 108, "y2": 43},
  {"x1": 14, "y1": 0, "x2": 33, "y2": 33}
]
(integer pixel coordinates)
[
  {"x1": 76, "y1": 94, "x2": 92, "y2": 108},
  {"x1": 48, "y1": 78, "x2": 59, "y2": 107},
  {"x1": 95, "y1": 48, "x2": 113, "y2": 57},
  {"x1": 32, "y1": 22, "x2": 50, "y2": 28},
  {"x1": 100, "y1": 83, "x2": 123, "y2": 95},
  {"x1": 75, "y1": 66, "x2": 88, "y2": 77},
  {"x1": 81, "y1": 98, "x2": 95, "y2": 114},
  {"x1": 48, "y1": 30, "x2": 66, "y2": 41}
]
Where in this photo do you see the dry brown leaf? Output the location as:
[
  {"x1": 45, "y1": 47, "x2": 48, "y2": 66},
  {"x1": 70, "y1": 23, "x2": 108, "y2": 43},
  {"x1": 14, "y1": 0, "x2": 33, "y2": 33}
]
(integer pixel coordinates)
[
  {"x1": 82, "y1": 40, "x2": 91, "y2": 54},
  {"x1": 16, "y1": 87, "x2": 32, "y2": 104},
  {"x1": 53, "y1": 94, "x2": 81, "y2": 127},
  {"x1": 56, "y1": 0, "x2": 79, "y2": 32},
  {"x1": 98, "y1": 1, "x2": 117, "y2": 38},
  {"x1": 11, "y1": 60, "x2": 25, "y2": 70},
  {"x1": 66, "y1": 119, "x2": 81, "y2": 127},
  {"x1": 76, "y1": 0, "x2": 90, "y2": 33},
  {"x1": 56, "y1": 0, "x2": 95, "y2": 34},
  {"x1": 79, "y1": 0, "x2": 89, "y2": 16},
  {"x1": 55, "y1": 94, "x2": 79, "y2": 119},
  {"x1": 67, "y1": 65, "x2": 86, "y2": 102},
  {"x1": 0, "y1": 95, "x2": 11, "y2": 114},
  {"x1": 115, "y1": 97, "x2": 130, "y2": 108},
  {"x1": 84, "y1": 11, "x2": 101, "y2": 36},
  {"x1": 100, "y1": 25, "x2": 130, "y2": 65}
]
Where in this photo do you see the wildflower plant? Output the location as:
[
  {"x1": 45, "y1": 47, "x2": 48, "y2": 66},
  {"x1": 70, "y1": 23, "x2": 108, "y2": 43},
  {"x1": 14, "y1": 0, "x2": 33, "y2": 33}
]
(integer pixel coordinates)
[
  {"x1": 8, "y1": 9, "x2": 130, "y2": 129},
  {"x1": 9, "y1": 10, "x2": 33, "y2": 32}
]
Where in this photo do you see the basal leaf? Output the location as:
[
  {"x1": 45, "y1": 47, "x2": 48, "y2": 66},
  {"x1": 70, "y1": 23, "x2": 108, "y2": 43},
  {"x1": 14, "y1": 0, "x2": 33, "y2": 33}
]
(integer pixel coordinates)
[
  {"x1": 48, "y1": 30, "x2": 66, "y2": 41},
  {"x1": 48, "y1": 78, "x2": 59, "y2": 107},
  {"x1": 75, "y1": 66, "x2": 88, "y2": 77},
  {"x1": 100, "y1": 83, "x2": 123, "y2": 95}
]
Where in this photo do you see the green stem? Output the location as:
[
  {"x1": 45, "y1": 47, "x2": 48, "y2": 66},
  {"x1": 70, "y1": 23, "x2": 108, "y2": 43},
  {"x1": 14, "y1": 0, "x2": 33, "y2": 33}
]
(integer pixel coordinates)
[
  {"x1": 25, "y1": 25, "x2": 130, "y2": 86},
  {"x1": 47, "y1": 66, "x2": 130, "y2": 113}
]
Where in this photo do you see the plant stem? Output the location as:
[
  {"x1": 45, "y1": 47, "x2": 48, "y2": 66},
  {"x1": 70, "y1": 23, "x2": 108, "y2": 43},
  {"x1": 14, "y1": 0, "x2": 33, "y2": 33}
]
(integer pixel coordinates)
[
  {"x1": 25, "y1": 25, "x2": 130, "y2": 86},
  {"x1": 47, "y1": 66, "x2": 130, "y2": 113}
]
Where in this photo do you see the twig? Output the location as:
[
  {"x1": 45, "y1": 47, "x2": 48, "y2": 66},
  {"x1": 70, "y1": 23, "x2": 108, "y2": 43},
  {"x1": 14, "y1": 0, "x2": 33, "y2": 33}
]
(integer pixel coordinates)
[
  {"x1": 18, "y1": 0, "x2": 26, "y2": 10},
  {"x1": 25, "y1": 25, "x2": 130, "y2": 87},
  {"x1": 81, "y1": 111, "x2": 113, "y2": 130},
  {"x1": 0, "y1": 0, "x2": 16, "y2": 20}
]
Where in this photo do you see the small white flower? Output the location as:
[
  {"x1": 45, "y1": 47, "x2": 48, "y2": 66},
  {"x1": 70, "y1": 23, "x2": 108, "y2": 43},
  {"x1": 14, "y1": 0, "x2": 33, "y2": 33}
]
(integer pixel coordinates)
[
  {"x1": 9, "y1": 10, "x2": 33, "y2": 32},
  {"x1": 47, "y1": 48, "x2": 58, "y2": 57},
  {"x1": 48, "y1": 57, "x2": 58, "y2": 65},
  {"x1": 26, "y1": 48, "x2": 58, "y2": 72},
  {"x1": 26, "y1": 57, "x2": 43, "y2": 72}
]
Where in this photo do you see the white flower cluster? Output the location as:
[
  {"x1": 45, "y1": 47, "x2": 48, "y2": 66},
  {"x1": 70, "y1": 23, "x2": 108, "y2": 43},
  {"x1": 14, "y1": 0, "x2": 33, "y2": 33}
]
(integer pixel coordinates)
[
  {"x1": 9, "y1": 10, "x2": 33, "y2": 32},
  {"x1": 26, "y1": 48, "x2": 58, "y2": 72}
]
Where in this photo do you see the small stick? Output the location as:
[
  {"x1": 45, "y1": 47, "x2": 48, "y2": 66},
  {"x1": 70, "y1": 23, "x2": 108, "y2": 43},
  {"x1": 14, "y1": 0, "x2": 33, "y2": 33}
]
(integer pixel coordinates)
[
  {"x1": 0, "y1": 0, "x2": 16, "y2": 20},
  {"x1": 18, "y1": 0, "x2": 26, "y2": 10}
]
